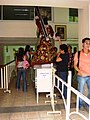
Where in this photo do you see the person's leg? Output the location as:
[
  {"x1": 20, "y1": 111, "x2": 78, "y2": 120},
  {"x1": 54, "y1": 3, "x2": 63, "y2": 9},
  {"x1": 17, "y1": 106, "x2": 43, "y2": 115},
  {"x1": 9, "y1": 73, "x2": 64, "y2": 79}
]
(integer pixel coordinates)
[
  {"x1": 77, "y1": 75, "x2": 86, "y2": 108},
  {"x1": 55, "y1": 71, "x2": 58, "y2": 86},
  {"x1": 22, "y1": 69, "x2": 27, "y2": 92},
  {"x1": 16, "y1": 69, "x2": 21, "y2": 90},
  {"x1": 85, "y1": 77, "x2": 90, "y2": 108},
  {"x1": 86, "y1": 77, "x2": 90, "y2": 97},
  {"x1": 57, "y1": 72, "x2": 68, "y2": 99},
  {"x1": 57, "y1": 72, "x2": 62, "y2": 91},
  {"x1": 60, "y1": 72, "x2": 68, "y2": 99}
]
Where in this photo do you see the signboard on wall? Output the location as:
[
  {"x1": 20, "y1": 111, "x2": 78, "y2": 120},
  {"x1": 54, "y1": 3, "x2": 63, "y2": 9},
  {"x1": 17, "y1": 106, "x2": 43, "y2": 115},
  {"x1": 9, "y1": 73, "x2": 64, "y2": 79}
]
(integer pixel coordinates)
[{"x1": 3, "y1": 6, "x2": 34, "y2": 20}]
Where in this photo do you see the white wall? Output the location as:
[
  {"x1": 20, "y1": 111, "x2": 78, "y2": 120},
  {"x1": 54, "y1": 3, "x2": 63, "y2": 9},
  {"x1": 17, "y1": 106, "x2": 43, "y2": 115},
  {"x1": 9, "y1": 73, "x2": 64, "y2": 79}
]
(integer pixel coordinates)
[
  {"x1": 0, "y1": 0, "x2": 89, "y2": 48},
  {"x1": 0, "y1": 21, "x2": 36, "y2": 37},
  {"x1": 54, "y1": 7, "x2": 69, "y2": 23},
  {"x1": 1, "y1": 7, "x2": 79, "y2": 64},
  {"x1": 0, "y1": 0, "x2": 90, "y2": 63},
  {"x1": 67, "y1": 23, "x2": 78, "y2": 38},
  {"x1": 78, "y1": 5, "x2": 89, "y2": 50},
  {"x1": 0, "y1": 7, "x2": 78, "y2": 39}
]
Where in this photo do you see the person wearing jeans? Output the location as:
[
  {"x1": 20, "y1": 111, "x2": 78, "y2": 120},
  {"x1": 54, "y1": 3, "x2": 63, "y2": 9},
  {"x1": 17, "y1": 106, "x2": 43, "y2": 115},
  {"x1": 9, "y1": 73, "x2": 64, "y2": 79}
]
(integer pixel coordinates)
[
  {"x1": 56, "y1": 44, "x2": 69, "y2": 99},
  {"x1": 16, "y1": 47, "x2": 27, "y2": 92},
  {"x1": 77, "y1": 75, "x2": 90, "y2": 108},
  {"x1": 16, "y1": 67, "x2": 27, "y2": 92},
  {"x1": 74, "y1": 37, "x2": 90, "y2": 110},
  {"x1": 57, "y1": 71, "x2": 68, "y2": 99}
]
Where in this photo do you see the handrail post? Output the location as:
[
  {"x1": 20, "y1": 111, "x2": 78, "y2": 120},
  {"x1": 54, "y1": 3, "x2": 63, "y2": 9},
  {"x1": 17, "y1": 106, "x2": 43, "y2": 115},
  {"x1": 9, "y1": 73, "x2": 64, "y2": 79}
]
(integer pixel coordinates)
[
  {"x1": 1, "y1": 68, "x2": 3, "y2": 88},
  {"x1": 4, "y1": 65, "x2": 11, "y2": 93},
  {"x1": 0, "y1": 60, "x2": 15, "y2": 92},
  {"x1": 66, "y1": 71, "x2": 72, "y2": 120},
  {"x1": 4, "y1": 67, "x2": 6, "y2": 89},
  {"x1": 47, "y1": 64, "x2": 61, "y2": 114}
]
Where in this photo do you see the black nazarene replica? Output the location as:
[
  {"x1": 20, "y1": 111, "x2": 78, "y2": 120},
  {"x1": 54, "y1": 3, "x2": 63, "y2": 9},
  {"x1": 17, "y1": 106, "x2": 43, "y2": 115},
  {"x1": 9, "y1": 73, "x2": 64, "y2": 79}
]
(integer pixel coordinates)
[{"x1": 31, "y1": 6, "x2": 56, "y2": 66}]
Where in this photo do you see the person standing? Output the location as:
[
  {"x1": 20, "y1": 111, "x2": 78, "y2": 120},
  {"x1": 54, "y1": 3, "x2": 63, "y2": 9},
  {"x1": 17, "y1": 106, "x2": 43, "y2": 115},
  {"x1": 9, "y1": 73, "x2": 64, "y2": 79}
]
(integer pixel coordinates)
[
  {"x1": 25, "y1": 45, "x2": 31, "y2": 63},
  {"x1": 74, "y1": 37, "x2": 90, "y2": 110},
  {"x1": 52, "y1": 47, "x2": 58, "y2": 69},
  {"x1": 67, "y1": 45, "x2": 74, "y2": 80},
  {"x1": 25, "y1": 45, "x2": 32, "y2": 84},
  {"x1": 16, "y1": 47, "x2": 27, "y2": 92},
  {"x1": 56, "y1": 44, "x2": 69, "y2": 99},
  {"x1": 23, "y1": 54, "x2": 30, "y2": 84},
  {"x1": 23, "y1": 55, "x2": 30, "y2": 70}
]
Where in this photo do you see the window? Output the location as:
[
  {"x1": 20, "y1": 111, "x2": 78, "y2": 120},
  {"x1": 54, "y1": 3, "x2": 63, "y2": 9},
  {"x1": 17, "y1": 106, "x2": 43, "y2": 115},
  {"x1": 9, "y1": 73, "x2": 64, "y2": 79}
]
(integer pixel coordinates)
[
  {"x1": 69, "y1": 8, "x2": 78, "y2": 22},
  {"x1": 3, "y1": 6, "x2": 34, "y2": 20}
]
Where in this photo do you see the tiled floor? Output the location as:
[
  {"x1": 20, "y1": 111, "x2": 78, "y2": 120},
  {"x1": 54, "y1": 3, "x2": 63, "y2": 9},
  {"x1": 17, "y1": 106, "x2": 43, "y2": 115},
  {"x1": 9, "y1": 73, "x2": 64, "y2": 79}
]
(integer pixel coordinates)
[{"x1": 0, "y1": 73, "x2": 89, "y2": 120}]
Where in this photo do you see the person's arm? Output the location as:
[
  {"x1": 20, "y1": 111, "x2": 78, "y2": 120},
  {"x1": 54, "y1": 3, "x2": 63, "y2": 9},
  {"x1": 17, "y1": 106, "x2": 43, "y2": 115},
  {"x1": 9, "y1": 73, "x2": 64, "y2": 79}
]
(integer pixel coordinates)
[
  {"x1": 29, "y1": 51, "x2": 34, "y2": 55},
  {"x1": 74, "y1": 52, "x2": 80, "y2": 72},
  {"x1": 15, "y1": 57, "x2": 18, "y2": 68},
  {"x1": 59, "y1": 38, "x2": 62, "y2": 45},
  {"x1": 56, "y1": 52, "x2": 62, "y2": 62},
  {"x1": 26, "y1": 61, "x2": 30, "y2": 68}
]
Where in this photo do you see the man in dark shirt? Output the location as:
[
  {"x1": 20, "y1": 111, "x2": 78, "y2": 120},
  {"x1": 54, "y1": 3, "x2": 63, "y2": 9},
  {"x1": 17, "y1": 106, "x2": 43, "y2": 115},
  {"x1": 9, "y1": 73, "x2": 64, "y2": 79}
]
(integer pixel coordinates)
[{"x1": 56, "y1": 44, "x2": 69, "y2": 99}]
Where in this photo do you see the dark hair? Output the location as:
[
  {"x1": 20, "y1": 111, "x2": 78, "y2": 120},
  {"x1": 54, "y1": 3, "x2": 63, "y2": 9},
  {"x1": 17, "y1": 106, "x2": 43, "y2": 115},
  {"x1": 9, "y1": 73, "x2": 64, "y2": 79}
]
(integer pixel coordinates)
[
  {"x1": 37, "y1": 45, "x2": 40, "y2": 50},
  {"x1": 53, "y1": 47, "x2": 58, "y2": 52},
  {"x1": 60, "y1": 44, "x2": 68, "y2": 53},
  {"x1": 82, "y1": 37, "x2": 90, "y2": 43},
  {"x1": 17, "y1": 47, "x2": 24, "y2": 61},
  {"x1": 25, "y1": 45, "x2": 30, "y2": 53},
  {"x1": 18, "y1": 47, "x2": 24, "y2": 54}
]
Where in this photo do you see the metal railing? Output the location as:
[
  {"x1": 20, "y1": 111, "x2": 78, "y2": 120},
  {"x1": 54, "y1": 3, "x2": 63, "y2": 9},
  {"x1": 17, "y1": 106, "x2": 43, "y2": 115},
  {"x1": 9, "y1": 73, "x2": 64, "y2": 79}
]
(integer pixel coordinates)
[
  {"x1": 47, "y1": 65, "x2": 90, "y2": 120},
  {"x1": 0, "y1": 60, "x2": 15, "y2": 93}
]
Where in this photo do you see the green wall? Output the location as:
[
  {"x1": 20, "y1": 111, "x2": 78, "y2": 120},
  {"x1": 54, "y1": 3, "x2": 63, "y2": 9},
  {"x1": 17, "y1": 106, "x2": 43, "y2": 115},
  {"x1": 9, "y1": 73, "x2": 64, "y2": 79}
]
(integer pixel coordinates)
[{"x1": 4, "y1": 45, "x2": 35, "y2": 64}]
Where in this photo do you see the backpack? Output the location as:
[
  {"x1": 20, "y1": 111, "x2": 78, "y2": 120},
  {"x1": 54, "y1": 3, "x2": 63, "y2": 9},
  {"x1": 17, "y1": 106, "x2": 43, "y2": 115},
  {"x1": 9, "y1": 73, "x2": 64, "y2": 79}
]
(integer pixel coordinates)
[
  {"x1": 72, "y1": 51, "x2": 80, "y2": 89},
  {"x1": 77, "y1": 51, "x2": 80, "y2": 68}
]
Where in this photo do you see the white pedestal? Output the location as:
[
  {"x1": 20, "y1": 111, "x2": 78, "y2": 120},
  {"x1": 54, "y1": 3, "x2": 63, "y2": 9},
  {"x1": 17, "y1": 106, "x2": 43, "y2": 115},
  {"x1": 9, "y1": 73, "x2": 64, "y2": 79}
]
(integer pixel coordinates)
[{"x1": 34, "y1": 64, "x2": 52, "y2": 104}]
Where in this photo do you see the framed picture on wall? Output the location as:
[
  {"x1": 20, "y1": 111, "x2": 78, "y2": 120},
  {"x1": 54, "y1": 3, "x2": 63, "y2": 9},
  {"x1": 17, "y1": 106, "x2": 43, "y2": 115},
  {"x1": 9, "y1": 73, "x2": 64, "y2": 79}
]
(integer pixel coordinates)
[{"x1": 55, "y1": 25, "x2": 67, "y2": 41}]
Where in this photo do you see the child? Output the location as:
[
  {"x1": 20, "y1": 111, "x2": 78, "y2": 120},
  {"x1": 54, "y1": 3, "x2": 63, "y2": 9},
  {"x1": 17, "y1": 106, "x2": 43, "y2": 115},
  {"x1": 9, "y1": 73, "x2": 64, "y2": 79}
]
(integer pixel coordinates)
[
  {"x1": 23, "y1": 55, "x2": 30, "y2": 85},
  {"x1": 23, "y1": 55, "x2": 30, "y2": 69}
]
